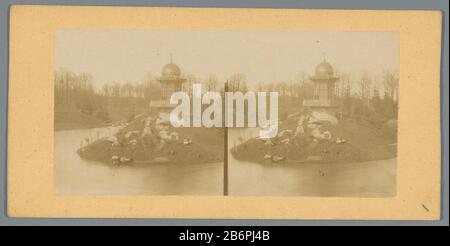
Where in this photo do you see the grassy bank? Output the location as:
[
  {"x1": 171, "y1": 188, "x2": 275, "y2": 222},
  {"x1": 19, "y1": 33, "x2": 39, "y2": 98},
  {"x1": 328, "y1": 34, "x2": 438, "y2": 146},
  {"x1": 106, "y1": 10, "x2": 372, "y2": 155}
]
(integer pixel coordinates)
[
  {"x1": 54, "y1": 111, "x2": 111, "y2": 131},
  {"x1": 54, "y1": 108, "x2": 147, "y2": 131}
]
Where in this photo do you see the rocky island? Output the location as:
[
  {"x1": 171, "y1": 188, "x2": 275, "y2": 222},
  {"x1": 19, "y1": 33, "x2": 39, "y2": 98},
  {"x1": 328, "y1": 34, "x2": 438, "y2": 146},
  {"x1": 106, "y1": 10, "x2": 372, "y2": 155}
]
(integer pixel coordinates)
[
  {"x1": 78, "y1": 113, "x2": 224, "y2": 165},
  {"x1": 230, "y1": 111, "x2": 397, "y2": 164}
]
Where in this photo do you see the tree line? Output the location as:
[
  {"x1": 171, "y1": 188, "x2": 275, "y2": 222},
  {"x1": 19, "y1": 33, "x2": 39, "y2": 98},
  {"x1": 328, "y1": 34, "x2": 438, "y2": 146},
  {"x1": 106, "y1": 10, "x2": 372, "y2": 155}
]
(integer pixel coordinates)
[{"x1": 55, "y1": 67, "x2": 399, "y2": 124}]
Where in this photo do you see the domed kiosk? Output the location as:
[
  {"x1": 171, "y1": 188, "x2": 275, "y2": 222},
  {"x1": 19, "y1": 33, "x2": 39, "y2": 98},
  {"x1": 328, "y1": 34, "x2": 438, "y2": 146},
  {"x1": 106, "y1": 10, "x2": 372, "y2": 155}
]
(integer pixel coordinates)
[
  {"x1": 302, "y1": 59, "x2": 341, "y2": 115},
  {"x1": 150, "y1": 58, "x2": 186, "y2": 115},
  {"x1": 161, "y1": 63, "x2": 181, "y2": 77},
  {"x1": 158, "y1": 62, "x2": 185, "y2": 100},
  {"x1": 314, "y1": 61, "x2": 335, "y2": 77}
]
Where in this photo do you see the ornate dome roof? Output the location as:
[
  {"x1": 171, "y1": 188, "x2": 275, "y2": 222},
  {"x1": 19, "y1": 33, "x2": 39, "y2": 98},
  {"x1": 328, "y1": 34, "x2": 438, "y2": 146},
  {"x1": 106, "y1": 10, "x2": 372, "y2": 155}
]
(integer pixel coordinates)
[
  {"x1": 161, "y1": 63, "x2": 181, "y2": 77},
  {"x1": 315, "y1": 61, "x2": 334, "y2": 76}
]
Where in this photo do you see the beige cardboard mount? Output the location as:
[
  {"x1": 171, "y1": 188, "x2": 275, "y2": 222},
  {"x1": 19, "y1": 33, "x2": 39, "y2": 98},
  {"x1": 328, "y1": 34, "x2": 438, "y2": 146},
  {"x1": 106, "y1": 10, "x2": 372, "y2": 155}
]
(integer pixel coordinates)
[{"x1": 8, "y1": 6, "x2": 442, "y2": 220}]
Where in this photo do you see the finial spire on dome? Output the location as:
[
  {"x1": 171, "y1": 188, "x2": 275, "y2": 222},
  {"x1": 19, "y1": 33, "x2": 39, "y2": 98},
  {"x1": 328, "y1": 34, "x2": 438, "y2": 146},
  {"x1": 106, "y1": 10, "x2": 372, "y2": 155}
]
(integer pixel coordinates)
[
  {"x1": 170, "y1": 53, "x2": 173, "y2": 63},
  {"x1": 323, "y1": 52, "x2": 326, "y2": 62}
]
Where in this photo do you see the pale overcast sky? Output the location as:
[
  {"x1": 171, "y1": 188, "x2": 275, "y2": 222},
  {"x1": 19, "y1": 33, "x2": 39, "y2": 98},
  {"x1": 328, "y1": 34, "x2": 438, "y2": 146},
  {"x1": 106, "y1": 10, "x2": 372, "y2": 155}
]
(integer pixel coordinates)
[{"x1": 55, "y1": 30, "x2": 399, "y2": 90}]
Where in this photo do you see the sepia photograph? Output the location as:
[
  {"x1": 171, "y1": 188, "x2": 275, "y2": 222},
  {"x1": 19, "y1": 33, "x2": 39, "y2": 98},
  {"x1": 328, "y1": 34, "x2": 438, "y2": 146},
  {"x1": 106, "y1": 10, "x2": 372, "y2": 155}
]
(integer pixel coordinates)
[
  {"x1": 53, "y1": 30, "x2": 227, "y2": 195},
  {"x1": 227, "y1": 31, "x2": 399, "y2": 197},
  {"x1": 5, "y1": 3, "x2": 444, "y2": 222},
  {"x1": 53, "y1": 30, "x2": 399, "y2": 196}
]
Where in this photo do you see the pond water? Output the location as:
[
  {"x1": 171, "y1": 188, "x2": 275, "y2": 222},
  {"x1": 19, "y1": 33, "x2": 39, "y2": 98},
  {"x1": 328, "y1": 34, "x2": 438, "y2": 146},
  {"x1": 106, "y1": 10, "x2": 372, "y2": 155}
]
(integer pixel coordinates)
[
  {"x1": 54, "y1": 127, "x2": 396, "y2": 197},
  {"x1": 228, "y1": 128, "x2": 396, "y2": 197},
  {"x1": 54, "y1": 127, "x2": 223, "y2": 195}
]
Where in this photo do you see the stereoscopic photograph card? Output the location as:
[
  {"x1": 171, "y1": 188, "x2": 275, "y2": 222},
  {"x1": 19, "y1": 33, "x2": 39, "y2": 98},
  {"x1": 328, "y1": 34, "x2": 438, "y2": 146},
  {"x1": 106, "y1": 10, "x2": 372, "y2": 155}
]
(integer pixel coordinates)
[{"x1": 7, "y1": 6, "x2": 442, "y2": 219}]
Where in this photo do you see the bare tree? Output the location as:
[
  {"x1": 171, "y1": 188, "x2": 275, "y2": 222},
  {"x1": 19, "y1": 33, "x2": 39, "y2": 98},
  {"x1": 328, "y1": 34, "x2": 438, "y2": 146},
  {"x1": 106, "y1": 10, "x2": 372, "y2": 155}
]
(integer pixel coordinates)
[
  {"x1": 383, "y1": 69, "x2": 399, "y2": 101},
  {"x1": 340, "y1": 72, "x2": 351, "y2": 98},
  {"x1": 143, "y1": 72, "x2": 160, "y2": 102},
  {"x1": 359, "y1": 71, "x2": 372, "y2": 116},
  {"x1": 228, "y1": 73, "x2": 247, "y2": 92},
  {"x1": 264, "y1": 82, "x2": 274, "y2": 92},
  {"x1": 256, "y1": 82, "x2": 264, "y2": 92},
  {"x1": 205, "y1": 74, "x2": 219, "y2": 91},
  {"x1": 359, "y1": 71, "x2": 372, "y2": 99},
  {"x1": 278, "y1": 81, "x2": 287, "y2": 96},
  {"x1": 184, "y1": 74, "x2": 197, "y2": 96}
]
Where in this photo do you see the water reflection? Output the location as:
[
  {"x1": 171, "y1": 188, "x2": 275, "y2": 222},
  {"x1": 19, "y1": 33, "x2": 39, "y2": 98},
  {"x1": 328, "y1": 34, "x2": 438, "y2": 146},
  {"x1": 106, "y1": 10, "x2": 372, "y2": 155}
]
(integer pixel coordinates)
[
  {"x1": 54, "y1": 127, "x2": 396, "y2": 197},
  {"x1": 54, "y1": 127, "x2": 223, "y2": 195},
  {"x1": 228, "y1": 128, "x2": 396, "y2": 197}
]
